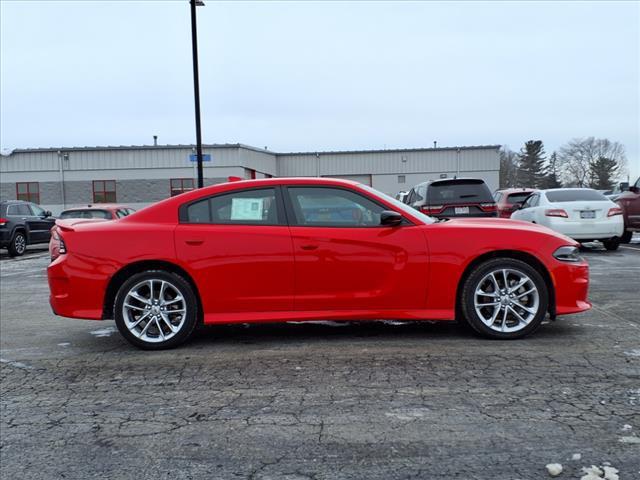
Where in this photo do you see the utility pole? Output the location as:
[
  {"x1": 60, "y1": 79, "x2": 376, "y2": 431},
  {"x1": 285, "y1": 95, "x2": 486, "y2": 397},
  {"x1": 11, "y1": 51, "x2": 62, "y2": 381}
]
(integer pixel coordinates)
[{"x1": 190, "y1": 0, "x2": 205, "y2": 188}]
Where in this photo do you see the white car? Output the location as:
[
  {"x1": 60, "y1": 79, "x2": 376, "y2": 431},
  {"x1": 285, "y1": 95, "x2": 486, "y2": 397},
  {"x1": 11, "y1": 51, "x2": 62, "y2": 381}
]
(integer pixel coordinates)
[{"x1": 511, "y1": 188, "x2": 624, "y2": 250}]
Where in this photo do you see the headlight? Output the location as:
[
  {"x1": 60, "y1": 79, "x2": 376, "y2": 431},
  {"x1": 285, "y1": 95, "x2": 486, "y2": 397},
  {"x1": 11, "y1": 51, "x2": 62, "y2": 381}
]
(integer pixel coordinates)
[{"x1": 553, "y1": 246, "x2": 581, "y2": 262}]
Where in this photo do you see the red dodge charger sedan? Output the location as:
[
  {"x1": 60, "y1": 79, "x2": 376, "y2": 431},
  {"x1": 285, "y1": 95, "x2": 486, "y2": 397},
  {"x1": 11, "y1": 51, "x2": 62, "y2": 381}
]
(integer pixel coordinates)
[{"x1": 48, "y1": 178, "x2": 590, "y2": 349}]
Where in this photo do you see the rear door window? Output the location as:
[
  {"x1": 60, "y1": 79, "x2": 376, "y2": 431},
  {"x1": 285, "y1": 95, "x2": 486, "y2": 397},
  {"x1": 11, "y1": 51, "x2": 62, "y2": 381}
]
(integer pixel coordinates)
[{"x1": 184, "y1": 188, "x2": 281, "y2": 225}]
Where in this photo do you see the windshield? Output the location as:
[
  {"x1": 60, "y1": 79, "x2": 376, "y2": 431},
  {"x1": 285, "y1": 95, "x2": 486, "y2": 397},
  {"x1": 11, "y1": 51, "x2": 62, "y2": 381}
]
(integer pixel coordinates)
[
  {"x1": 427, "y1": 180, "x2": 493, "y2": 205},
  {"x1": 546, "y1": 189, "x2": 607, "y2": 202},
  {"x1": 507, "y1": 192, "x2": 532, "y2": 204},
  {"x1": 60, "y1": 209, "x2": 111, "y2": 219},
  {"x1": 359, "y1": 184, "x2": 436, "y2": 224}
]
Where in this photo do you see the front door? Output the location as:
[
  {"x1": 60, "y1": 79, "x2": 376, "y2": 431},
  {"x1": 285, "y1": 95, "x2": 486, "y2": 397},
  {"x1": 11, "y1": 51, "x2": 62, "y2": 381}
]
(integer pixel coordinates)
[
  {"x1": 27, "y1": 204, "x2": 55, "y2": 242},
  {"x1": 284, "y1": 186, "x2": 429, "y2": 311},
  {"x1": 174, "y1": 187, "x2": 294, "y2": 316}
]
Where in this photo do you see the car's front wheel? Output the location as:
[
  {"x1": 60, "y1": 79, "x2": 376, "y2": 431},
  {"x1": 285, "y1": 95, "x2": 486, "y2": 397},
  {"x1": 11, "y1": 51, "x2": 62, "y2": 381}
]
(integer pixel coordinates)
[
  {"x1": 114, "y1": 270, "x2": 199, "y2": 350},
  {"x1": 620, "y1": 230, "x2": 633, "y2": 244},
  {"x1": 8, "y1": 231, "x2": 27, "y2": 257},
  {"x1": 460, "y1": 258, "x2": 548, "y2": 339}
]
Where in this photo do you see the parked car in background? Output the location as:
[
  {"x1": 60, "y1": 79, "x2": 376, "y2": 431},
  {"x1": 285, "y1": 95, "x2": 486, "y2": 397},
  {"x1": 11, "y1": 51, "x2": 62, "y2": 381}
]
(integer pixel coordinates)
[
  {"x1": 50, "y1": 205, "x2": 135, "y2": 260},
  {"x1": 48, "y1": 177, "x2": 590, "y2": 349},
  {"x1": 511, "y1": 188, "x2": 624, "y2": 250},
  {"x1": 405, "y1": 178, "x2": 497, "y2": 219},
  {"x1": 616, "y1": 177, "x2": 640, "y2": 243},
  {"x1": 493, "y1": 188, "x2": 537, "y2": 218},
  {"x1": 59, "y1": 204, "x2": 136, "y2": 220},
  {"x1": 0, "y1": 200, "x2": 56, "y2": 256},
  {"x1": 395, "y1": 191, "x2": 408, "y2": 203}
]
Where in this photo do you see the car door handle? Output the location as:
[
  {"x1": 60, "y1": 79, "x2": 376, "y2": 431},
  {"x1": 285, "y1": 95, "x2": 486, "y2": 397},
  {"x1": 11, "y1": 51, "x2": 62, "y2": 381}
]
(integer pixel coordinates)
[
  {"x1": 185, "y1": 239, "x2": 204, "y2": 246},
  {"x1": 300, "y1": 244, "x2": 318, "y2": 250}
]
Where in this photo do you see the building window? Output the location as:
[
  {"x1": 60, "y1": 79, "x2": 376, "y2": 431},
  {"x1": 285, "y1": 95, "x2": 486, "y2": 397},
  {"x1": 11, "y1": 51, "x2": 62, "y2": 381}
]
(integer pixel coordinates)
[
  {"x1": 170, "y1": 178, "x2": 195, "y2": 197},
  {"x1": 398, "y1": 175, "x2": 406, "y2": 184},
  {"x1": 92, "y1": 180, "x2": 116, "y2": 203},
  {"x1": 16, "y1": 182, "x2": 40, "y2": 203}
]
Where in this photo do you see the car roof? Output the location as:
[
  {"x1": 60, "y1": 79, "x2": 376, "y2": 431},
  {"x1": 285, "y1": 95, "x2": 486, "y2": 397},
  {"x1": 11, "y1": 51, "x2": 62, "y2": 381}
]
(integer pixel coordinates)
[
  {"x1": 496, "y1": 188, "x2": 536, "y2": 194},
  {"x1": 0, "y1": 199, "x2": 30, "y2": 205},
  {"x1": 62, "y1": 204, "x2": 131, "y2": 212}
]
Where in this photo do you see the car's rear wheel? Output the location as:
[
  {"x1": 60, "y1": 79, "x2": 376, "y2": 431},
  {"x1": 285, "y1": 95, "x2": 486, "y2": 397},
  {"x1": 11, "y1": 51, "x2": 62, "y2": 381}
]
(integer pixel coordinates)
[
  {"x1": 8, "y1": 231, "x2": 27, "y2": 257},
  {"x1": 460, "y1": 258, "x2": 548, "y2": 339},
  {"x1": 602, "y1": 237, "x2": 620, "y2": 251},
  {"x1": 114, "y1": 270, "x2": 198, "y2": 350}
]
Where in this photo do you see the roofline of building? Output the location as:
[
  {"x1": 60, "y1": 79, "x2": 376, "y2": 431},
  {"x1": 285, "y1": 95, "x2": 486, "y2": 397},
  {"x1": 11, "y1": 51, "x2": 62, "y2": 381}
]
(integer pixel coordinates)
[
  {"x1": 277, "y1": 145, "x2": 501, "y2": 156},
  {"x1": 3, "y1": 143, "x2": 501, "y2": 157}
]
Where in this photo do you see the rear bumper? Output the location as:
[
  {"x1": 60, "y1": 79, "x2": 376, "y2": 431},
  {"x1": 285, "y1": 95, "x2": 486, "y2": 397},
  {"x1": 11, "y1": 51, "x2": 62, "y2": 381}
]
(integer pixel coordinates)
[
  {"x1": 552, "y1": 259, "x2": 591, "y2": 315},
  {"x1": 547, "y1": 216, "x2": 624, "y2": 240},
  {"x1": 47, "y1": 254, "x2": 114, "y2": 320}
]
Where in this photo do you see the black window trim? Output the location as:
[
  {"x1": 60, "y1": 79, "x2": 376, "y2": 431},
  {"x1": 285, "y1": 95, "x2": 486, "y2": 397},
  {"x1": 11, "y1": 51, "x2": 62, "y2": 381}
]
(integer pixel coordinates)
[
  {"x1": 282, "y1": 185, "x2": 415, "y2": 228},
  {"x1": 178, "y1": 186, "x2": 287, "y2": 226}
]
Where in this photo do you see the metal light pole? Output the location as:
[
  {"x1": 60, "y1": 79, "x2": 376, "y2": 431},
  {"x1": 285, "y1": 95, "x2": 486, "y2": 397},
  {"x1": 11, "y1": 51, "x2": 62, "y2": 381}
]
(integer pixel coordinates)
[{"x1": 190, "y1": 0, "x2": 205, "y2": 188}]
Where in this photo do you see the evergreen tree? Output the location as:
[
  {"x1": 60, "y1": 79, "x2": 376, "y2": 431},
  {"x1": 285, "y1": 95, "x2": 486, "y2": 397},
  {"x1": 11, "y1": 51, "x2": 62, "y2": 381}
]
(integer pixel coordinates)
[
  {"x1": 588, "y1": 156, "x2": 618, "y2": 190},
  {"x1": 540, "y1": 152, "x2": 562, "y2": 189},
  {"x1": 518, "y1": 140, "x2": 546, "y2": 188}
]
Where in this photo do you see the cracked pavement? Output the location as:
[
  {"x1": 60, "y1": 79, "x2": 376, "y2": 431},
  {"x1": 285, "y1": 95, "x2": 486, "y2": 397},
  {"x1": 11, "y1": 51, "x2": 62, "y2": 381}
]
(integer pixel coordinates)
[{"x1": 1, "y1": 244, "x2": 639, "y2": 479}]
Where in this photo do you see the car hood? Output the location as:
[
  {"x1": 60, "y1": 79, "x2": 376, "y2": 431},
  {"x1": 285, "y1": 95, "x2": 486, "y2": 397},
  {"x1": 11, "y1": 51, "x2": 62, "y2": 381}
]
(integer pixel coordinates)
[{"x1": 434, "y1": 217, "x2": 577, "y2": 244}]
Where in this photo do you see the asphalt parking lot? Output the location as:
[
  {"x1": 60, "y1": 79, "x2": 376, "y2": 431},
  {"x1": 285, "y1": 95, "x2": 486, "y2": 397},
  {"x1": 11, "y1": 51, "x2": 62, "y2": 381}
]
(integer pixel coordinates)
[{"x1": 1, "y1": 242, "x2": 639, "y2": 480}]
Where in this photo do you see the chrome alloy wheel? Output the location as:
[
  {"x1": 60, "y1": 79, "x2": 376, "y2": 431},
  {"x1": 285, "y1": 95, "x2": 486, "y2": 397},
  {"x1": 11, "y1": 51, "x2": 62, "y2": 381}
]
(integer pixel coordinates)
[
  {"x1": 14, "y1": 234, "x2": 26, "y2": 254},
  {"x1": 474, "y1": 268, "x2": 540, "y2": 333},
  {"x1": 122, "y1": 279, "x2": 187, "y2": 343}
]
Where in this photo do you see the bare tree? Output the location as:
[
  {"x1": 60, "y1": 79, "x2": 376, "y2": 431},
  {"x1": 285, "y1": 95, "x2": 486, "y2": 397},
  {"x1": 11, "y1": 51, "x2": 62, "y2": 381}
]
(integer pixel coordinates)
[
  {"x1": 499, "y1": 147, "x2": 519, "y2": 188},
  {"x1": 557, "y1": 137, "x2": 627, "y2": 187}
]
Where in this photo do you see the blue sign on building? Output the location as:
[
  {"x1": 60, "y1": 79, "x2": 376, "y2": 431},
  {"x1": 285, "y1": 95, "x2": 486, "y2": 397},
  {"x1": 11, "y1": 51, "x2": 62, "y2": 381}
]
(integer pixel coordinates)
[{"x1": 189, "y1": 154, "x2": 212, "y2": 162}]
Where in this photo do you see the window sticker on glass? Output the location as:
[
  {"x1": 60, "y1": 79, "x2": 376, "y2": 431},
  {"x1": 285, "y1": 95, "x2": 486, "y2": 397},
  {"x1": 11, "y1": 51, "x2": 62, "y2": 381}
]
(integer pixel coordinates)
[{"x1": 231, "y1": 198, "x2": 264, "y2": 220}]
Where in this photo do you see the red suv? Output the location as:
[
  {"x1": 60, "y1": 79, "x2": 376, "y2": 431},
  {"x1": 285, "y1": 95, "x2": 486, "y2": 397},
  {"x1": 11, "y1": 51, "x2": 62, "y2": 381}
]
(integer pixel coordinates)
[
  {"x1": 493, "y1": 188, "x2": 537, "y2": 218},
  {"x1": 616, "y1": 177, "x2": 640, "y2": 243}
]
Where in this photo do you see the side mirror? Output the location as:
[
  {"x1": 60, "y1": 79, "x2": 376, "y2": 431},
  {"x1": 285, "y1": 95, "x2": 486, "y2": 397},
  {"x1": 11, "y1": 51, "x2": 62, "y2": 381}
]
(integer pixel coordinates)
[
  {"x1": 512, "y1": 203, "x2": 522, "y2": 211},
  {"x1": 380, "y1": 210, "x2": 403, "y2": 227},
  {"x1": 44, "y1": 210, "x2": 52, "y2": 217}
]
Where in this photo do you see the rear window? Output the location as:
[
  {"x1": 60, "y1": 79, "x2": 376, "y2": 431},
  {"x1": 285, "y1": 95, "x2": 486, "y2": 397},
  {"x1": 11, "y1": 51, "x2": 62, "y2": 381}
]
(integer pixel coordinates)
[
  {"x1": 60, "y1": 209, "x2": 111, "y2": 219},
  {"x1": 546, "y1": 190, "x2": 606, "y2": 202},
  {"x1": 427, "y1": 180, "x2": 493, "y2": 204},
  {"x1": 506, "y1": 192, "x2": 532, "y2": 204}
]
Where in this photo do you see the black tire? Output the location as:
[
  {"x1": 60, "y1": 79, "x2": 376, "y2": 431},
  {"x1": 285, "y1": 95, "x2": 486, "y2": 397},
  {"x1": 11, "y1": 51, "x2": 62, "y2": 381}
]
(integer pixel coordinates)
[
  {"x1": 460, "y1": 258, "x2": 549, "y2": 339},
  {"x1": 114, "y1": 270, "x2": 199, "y2": 350},
  {"x1": 620, "y1": 230, "x2": 633, "y2": 244},
  {"x1": 7, "y1": 231, "x2": 27, "y2": 257},
  {"x1": 602, "y1": 237, "x2": 620, "y2": 251}
]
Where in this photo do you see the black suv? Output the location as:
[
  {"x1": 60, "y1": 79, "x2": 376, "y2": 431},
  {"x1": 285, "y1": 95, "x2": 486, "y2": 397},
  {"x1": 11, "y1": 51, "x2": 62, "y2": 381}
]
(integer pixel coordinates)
[
  {"x1": 0, "y1": 200, "x2": 56, "y2": 256},
  {"x1": 404, "y1": 178, "x2": 497, "y2": 218}
]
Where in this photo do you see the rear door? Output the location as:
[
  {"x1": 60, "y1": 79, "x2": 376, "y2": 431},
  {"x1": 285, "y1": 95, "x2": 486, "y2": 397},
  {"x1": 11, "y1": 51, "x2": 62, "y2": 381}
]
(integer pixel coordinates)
[
  {"x1": 174, "y1": 187, "x2": 294, "y2": 315},
  {"x1": 27, "y1": 204, "x2": 55, "y2": 242},
  {"x1": 284, "y1": 186, "x2": 429, "y2": 311}
]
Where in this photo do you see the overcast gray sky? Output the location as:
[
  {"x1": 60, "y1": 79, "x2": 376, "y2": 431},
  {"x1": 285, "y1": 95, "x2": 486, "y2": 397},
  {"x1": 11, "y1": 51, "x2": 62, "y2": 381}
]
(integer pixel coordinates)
[{"x1": 1, "y1": 0, "x2": 639, "y2": 179}]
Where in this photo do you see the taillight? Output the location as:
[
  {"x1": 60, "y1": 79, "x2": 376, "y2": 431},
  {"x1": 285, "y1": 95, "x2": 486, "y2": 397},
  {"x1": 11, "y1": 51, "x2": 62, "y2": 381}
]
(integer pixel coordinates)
[
  {"x1": 0, "y1": 218, "x2": 7, "y2": 226},
  {"x1": 607, "y1": 207, "x2": 623, "y2": 217},
  {"x1": 59, "y1": 237, "x2": 67, "y2": 254},
  {"x1": 545, "y1": 209, "x2": 568, "y2": 218},
  {"x1": 420, "y1": 205, "x2": 444, "y2": 215},
  {"x1": 479, "y1": 202, "x2": 497, "y2": 213}
]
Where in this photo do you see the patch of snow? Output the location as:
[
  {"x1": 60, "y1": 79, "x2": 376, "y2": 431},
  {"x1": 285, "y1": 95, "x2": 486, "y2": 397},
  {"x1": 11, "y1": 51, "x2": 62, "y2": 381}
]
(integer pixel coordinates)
[
  {"x1": 572, "y1": 453, "x2": 582, "y2": 461},
  {"x1": 0, "y1": 358, "x2": 33, "y2": 370},
  {"x1": 382, "y1": 320, "x2": 407, "y2": 326},
  {"x1": 385, "y1": 408, "x2": 430, "y2": 421},
  {"x1": 618, "y1": 435, "x2": 640, "y2": 444},
  {"x1": 545, "y1": 463, "x2": 563, "y2": 476},
  {"x1": 621, "y1": 424, "x2": 632, "y2": 431},
  {"x1": 89, "y1": 326, "x2": 117, "y2": 337},
  {"x1": 580, "y1": 465, "x2": 603, "y2": 480},
  {"x1": 580, "y1": 464, "x2": 620, "y2": 480},
  {"x1": 307, "y1": 321, "x2": 349, "y2": 327},
  {"x1": 623, "y1": 349, "x2": 640, "y2": 357},
  {"x1": 57, "y1": 342, "x2": 70, "y2": 347}
]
